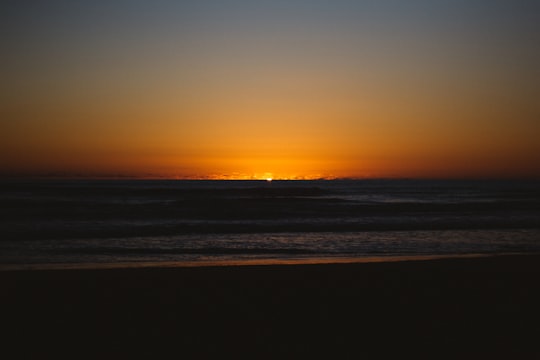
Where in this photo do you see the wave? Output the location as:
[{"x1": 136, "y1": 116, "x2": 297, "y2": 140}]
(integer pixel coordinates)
[
  {"x1": 3, "y1": 216, "x2": 540, "y2": 241},
  {"x1": 55, "y1": 246, "x2": 315, "y2": 255}
]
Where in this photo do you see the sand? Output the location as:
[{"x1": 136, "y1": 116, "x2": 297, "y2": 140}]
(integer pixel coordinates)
[{"x1": 3, "y1": 254, "x2": 540, "y2": 359}]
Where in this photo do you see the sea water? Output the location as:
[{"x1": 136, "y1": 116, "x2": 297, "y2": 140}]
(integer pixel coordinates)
[{"x1": 1, "y1": 179, "x2": 539, "y2": 268}]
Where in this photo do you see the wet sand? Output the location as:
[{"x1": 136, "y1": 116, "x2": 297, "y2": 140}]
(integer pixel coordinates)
[{"x1": 3, "y1": 254, "x2": 540, "y2": 359}]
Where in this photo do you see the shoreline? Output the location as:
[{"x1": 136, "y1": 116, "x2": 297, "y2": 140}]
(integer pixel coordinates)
[{"x1": 1, "y1": 251, "x2": 536, "y2": 271}]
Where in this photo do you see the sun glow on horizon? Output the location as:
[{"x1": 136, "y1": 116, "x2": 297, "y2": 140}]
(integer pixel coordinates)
[{"x1": 198, "y1": 171, "x2": 333, "y2": 181}]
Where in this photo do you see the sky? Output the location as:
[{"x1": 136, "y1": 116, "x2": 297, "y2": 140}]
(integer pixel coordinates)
[{"x1": 1, "y1": 0, "x2": 539, "y2": 179}]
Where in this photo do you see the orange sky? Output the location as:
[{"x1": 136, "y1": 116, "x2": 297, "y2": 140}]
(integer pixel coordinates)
[{"x1": 2, "y1": 1, "x2": 539, "y2": 179}]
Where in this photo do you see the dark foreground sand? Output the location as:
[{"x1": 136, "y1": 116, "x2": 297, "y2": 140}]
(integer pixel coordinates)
[{"x1": 3, "y1": 255, "x2": 540, "y2": 359}]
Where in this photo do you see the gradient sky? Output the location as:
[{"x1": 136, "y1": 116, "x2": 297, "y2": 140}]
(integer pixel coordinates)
[{"x1": 2, "y1": 0, "x2": 539, "y2": 179}]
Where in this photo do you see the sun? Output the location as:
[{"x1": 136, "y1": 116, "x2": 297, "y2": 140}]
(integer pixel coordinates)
[{"x1": 261, "y1": 172, "x2": 274, "y2": 182}]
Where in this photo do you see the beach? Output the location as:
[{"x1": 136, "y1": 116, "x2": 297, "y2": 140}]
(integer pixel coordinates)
[{"x1": 3, "y1": 254, "x2": 540, "y2": 359}]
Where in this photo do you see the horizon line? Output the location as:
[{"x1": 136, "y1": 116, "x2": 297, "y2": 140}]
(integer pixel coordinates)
[{"x1": 1, "y1": 174, "x2": 539, "y2": 181}]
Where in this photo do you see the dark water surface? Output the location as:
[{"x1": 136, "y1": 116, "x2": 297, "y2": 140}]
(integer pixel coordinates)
[{"x1": 1, "y1": 179, "x2": 540, "y2": 268}]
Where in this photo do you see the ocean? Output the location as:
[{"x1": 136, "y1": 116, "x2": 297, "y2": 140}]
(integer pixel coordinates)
[{"x1": 1, "y1": 179, "x2": 540, "y2": 269}]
